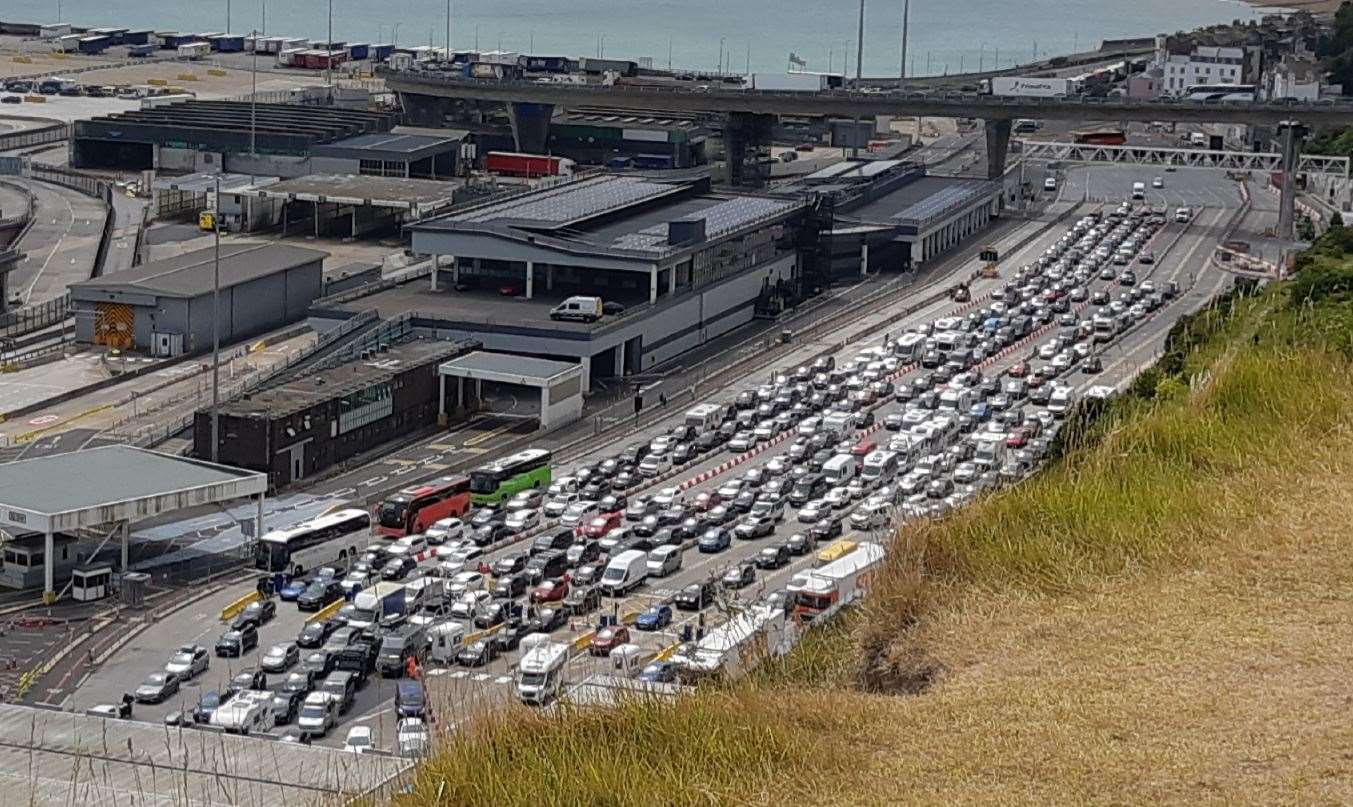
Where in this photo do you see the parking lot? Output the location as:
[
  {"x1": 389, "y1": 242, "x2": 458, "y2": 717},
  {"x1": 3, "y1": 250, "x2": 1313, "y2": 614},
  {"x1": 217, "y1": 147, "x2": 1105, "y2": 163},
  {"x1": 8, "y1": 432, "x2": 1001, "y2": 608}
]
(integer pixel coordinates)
[{"x1": 59, "y1": 172, "x2": 1243, "y2": 755}]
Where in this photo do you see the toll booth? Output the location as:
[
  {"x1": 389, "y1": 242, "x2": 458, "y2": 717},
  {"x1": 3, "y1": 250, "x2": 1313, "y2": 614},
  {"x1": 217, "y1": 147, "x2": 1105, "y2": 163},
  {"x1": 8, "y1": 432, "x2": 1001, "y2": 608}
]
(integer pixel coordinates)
[
  {"x1": 71, "y1": 563, "x2": 114, "y2": 602},
  {"x1": 120, "y1": 571, "x2": 150, "y2": 608}
]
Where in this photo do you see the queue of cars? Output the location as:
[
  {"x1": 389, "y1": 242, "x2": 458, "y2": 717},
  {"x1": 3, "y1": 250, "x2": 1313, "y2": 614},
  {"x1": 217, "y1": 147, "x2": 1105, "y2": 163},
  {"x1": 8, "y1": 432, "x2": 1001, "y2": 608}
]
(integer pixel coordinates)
[{"x1": 93, "y1": 199, "x2": 1181, "y2": 749}]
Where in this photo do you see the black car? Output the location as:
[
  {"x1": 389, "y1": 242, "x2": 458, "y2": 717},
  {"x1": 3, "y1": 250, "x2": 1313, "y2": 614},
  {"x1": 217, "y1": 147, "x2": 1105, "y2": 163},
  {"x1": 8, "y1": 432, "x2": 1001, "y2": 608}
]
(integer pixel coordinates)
[
  {"x1": 674, "y1": 579, "x2": 718, "y2": 611},
  {"x1": 271, "y1": 688, "x2": 307, "y2": 725},
  {"x1": 231, "y1": 599, "x2": 276, "y2": 630},
  {"x1": 297, "y1": 619, "x2": 338, "y2": 649},
  {"x1": 809, "y1": 516, "x2": 844, "y2": 542},
  {"x1": 755, "y1": 543, "x2": 792, "y2": 570},
  {"x1": 302, "y1": 650, "x2": 337, "y2": 677},
  {"x1": 381, "y1": 557, "x2": 417, "y2": 581},
  {"x1": 456, "y1": 639, "x2": 499, "y2": 667},
  {"x1": 491, "y1": 573, "x2": 529, "y2": 599},
  {"x1": 785, "y1": 532, "x2": 816, "y2": 556},
  {"x1": 563, "y1": 585, "x2": 602, "y2": 615},
  {"x1": 215, "y1": 624, "x2": 258, "y2": 657},
  {"x1": 531, "y1": 529, "x2": 574, "y2": 556},
  {"x1": 192, "y1": 691, "x2": 222, "y2": 724},
  {"x1": 492, "y1": 619, "x2": 532, "y2": 652},
  {"x1": 474, "y1": 601, "x2": 508, "y2": 630},
  {"x1": 225, "y1": 668, "x2": 268, "y2": 697},
  {"x1": 493, "y1": 554, "x2": 529, "y2": 577},
  {"x1": 297, "y1": 580, "x2": 343, "y2": 612},
  {"x1": 525, "y1": 551, "x2": 569, "y2": 584},
  {"x1": 565, "y1": 540, "x2": 602, "y2": 567}
]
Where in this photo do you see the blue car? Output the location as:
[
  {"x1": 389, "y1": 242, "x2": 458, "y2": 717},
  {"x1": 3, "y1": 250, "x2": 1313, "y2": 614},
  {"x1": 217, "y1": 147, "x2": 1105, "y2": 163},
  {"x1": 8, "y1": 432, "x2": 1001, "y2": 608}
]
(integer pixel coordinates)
[
  {"x1": 698, "y1": 528, "x2": 731, "y2": 554},
  {"x1": 634, "y1": 605, "x2": 673, "y2": 632},
  {"x1": 638, "y1": 661, "x2": 676, "y2": 683},
  {"x1": 278, "y1": 577, "x2": 310, "y2": 602},
  {"x1": 968, "y1": 402, "x2": 992, "y2": 422}
]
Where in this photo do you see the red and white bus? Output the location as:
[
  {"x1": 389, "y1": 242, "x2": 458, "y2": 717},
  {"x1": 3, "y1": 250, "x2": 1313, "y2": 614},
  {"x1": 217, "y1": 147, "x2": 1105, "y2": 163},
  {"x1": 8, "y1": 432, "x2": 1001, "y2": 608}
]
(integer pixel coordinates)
[{"x1": 375, "y1": 476, "x2": 472, "y2": 538}]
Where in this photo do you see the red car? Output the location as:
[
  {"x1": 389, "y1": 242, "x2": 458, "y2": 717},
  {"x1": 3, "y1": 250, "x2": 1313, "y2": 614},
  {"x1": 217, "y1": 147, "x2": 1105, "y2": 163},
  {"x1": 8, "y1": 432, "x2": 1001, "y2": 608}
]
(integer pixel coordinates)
[
  {"x1": 589, "y1": 625, "x2": 630, "y2": 656},
  {"x1": 583, "y1": 512, "x2": 621, "y2": 539},
  {"x1": 531, "y1": 577, "x2": 570, "y2": 604},
  {"x1": 1006, "y1": 428, "x2": 1031, "y2": 449},
  {"x1": 693, "y1": 491, "x2": 721, "y2": 511},
  {"x1": 1008, "y1": 362, "x2": 1030, "y2": 378},
  {"x1": 498, "y1": 282, "x2": 521, "y2": 296}
]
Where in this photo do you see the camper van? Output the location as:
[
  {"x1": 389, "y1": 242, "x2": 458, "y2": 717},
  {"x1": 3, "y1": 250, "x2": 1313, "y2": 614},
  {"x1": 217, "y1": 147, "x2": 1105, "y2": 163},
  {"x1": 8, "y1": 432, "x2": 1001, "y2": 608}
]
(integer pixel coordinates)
[
  {"x1": 550, "y1": 296, "x2": 603, "y2": 323},
  {"x1": 516, "y1": 634, "x2": 570, "y2": 705}
]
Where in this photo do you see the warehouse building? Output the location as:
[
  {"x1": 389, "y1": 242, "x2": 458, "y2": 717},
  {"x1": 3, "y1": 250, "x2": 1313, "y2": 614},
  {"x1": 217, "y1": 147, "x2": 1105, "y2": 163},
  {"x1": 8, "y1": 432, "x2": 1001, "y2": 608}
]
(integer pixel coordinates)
[
  {"x1": 320, "y1": 173, "x2": 817, "y2": 389},
  {"x1": 70, "y1": 243, "x2": 326, "y2": 355},
  {"x1": 546, "y1": 110, "x2": 710, "y2": 169},
  {"x1": 195, "y1": 336, "x2": 477, "y2": 490},
  {"x1": 775, "y1": 159, "x2": 1002, "y2": 275},
  {"x1": 70, "y1": 101, "x2": 449, "y2": 178}
]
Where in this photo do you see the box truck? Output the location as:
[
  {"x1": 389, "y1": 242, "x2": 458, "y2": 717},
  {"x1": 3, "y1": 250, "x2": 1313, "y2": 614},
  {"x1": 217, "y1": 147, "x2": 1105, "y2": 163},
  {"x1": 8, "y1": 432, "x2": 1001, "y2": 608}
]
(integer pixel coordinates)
[{"x1": 989, "y1": 76, "x2": 1073, "y2": 97}]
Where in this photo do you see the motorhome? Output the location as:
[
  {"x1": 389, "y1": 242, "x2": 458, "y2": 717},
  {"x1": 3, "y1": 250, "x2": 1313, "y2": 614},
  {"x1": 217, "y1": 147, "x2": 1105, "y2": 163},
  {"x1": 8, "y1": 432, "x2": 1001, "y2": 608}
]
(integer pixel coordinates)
[
  {"x1": 786, "y1": 541, "x2": 886, "y2": 622},
  {"x1": 516, "y1": 634, "x2": 570, "y2": 704}
]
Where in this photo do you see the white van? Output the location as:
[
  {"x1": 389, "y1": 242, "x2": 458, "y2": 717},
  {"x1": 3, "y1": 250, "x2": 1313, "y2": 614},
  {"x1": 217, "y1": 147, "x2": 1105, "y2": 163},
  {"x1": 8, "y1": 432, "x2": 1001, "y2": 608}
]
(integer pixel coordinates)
[
  {"x1": 550, "y1": 296, "x2": 603, "y2": 323},
  {"x1": 860, "y1": 450, "x2": 900, "y2": 483},
  {"x1": 938, "y1": 388, "x2": 972, "y2": 413},
  {"x1": 893, "y1": 332, "x2": 927, "y2": 362},
  {"x1": 1131, "y1": 181, "x2": 1146, "y2": 200},
  {"x1": 646, "y1": 545, "x2": 683, "y2": 577},
  {"x1": 517, "y1": 636, "x2": 569, "y2": 705},
  {"x1": 1048, "y1": 387, "x2": 1074, "y2": 418},
  {"x1": 600, "y1": 549, "x2": 648, "y2": 596},
  {"x1": 684, "y1": 404, "x2": 727, "y2": 432},
  {"x1": 822, "y1": 454, "x2": 857, "y2": 484}
]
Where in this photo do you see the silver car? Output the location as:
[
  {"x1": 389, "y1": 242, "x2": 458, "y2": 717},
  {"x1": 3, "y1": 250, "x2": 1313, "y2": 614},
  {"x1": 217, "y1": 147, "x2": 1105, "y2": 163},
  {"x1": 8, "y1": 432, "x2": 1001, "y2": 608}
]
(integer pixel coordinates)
[
  {"x1": 260, "y1": 642, "x2": 299, "y2": 674},
  {"x1": 164, "y1": 644, "x2": 209, "y2": 679}
]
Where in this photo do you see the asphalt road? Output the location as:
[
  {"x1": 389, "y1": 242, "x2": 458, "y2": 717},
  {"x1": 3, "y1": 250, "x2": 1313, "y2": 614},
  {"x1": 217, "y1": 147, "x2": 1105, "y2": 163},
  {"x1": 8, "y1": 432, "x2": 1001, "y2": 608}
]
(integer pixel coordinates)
[
  {"x1": 5, "y1": 178, "x2": 104, "y2": 305},
  {"x1": 61, "y1": 185, "x2": 1251, "y2": 752}
]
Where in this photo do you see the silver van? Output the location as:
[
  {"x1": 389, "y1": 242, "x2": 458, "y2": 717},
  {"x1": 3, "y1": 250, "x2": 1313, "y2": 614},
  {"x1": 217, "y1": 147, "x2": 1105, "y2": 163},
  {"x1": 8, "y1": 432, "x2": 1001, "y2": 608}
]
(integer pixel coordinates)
[{"x1": 646, "y1": 545, "x2": 683, "y2": 577}]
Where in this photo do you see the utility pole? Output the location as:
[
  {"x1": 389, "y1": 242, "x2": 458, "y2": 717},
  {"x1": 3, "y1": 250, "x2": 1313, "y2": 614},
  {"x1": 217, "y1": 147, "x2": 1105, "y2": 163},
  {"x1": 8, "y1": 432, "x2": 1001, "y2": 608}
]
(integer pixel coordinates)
[
  {"x1": 226, "y1": 0, "x2": 231, "y2": 33},
  {"x1": 325, "y1": 0, "x2": 333, "y2": 89},
  {"x1": 446, "y1": 0, "x2": 452, "y2": 61},
  {"x1": 250, "y1": 29, "x2": 257, "y2": 158},
  {"x1": 855, "y1": 0, "x2": 865, "y2": 84},
  {"x1": 210, "y1": 174, "x2": 222, "y2": 463}
]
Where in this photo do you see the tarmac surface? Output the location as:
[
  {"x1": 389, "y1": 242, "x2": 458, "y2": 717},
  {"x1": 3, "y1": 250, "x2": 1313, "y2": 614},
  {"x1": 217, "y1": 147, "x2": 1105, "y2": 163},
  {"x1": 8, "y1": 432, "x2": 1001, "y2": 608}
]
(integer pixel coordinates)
[{"x1": 4, "y1": 177, "x2": 104, "y2": 305}]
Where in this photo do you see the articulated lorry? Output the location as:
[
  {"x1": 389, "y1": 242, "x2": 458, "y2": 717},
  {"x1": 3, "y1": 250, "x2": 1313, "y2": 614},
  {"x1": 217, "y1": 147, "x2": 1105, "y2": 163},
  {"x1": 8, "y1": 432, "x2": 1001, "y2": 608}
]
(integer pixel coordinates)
[{"x1": 348, "y1": 582, "x2": 407, "y2": 630}]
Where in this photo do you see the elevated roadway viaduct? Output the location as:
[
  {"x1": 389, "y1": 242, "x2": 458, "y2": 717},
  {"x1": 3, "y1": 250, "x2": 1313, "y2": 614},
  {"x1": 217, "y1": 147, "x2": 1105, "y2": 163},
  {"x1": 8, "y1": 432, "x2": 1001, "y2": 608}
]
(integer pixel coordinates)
[{"x1": 385, "y1": 69, "x2": 1351, "y2": 234}]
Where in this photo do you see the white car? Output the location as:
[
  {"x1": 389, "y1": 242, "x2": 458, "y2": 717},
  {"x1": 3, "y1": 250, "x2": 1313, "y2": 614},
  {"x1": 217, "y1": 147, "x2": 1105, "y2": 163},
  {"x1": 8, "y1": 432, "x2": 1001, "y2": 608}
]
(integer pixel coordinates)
[
  {"x1": 504, "y1": 508, "x2": 540, "y2": 533},
  {"x1": 396, "y1": 533, "x2": 428, "y2": 556},
  {"x1": 797, "y1": 499, "x2": 829, "y2": 522},
  {"x1": 542, "y1": 493, "x2": 578, "y2": 518},
  {"x1": 343, "y1": 725, "x2": 375, "y2": 754},
  {"x1": 953, "y1": 462, "x2": 979, "y2": 484},
  {"x1": 450, "y1": 591, "x2": 492, "y2": 620},
  {"x1": 824, "y1": 486, "x2": 852, "y2": 510},
  {"x1": 638, "y1": 452, "x2": 672, "y2": 477},
  {"x1": 425, "y1": 518, "x2": 463, "y2": 545},
  {"x1": 752, "y1": 424, "x2": 775, "y2": 441},
  {"x1": 1051, "y1": 352, "x2": 1074, "y2": 371},
  {"x1": 1043, "y1": 176, "x2": 1057, "y2": 191},
  {"x1": 764, "y1": 457, "x2": 789, "y2": 476},
  {"x1": 559, "y1": 502, "x2": 598, "y2": 528},
  {"x1": 652, "y1": 487, "x2": 683, "y2": 508},
  {"x1": 845, "y1": 477, "x2": 870, "y2": 500},
  {"x1": 1151, "y1": 176, "x2": 1163, "y2": 189},
  {"x1": 716, "y1": 479, "x2": 744, "y2": 499},
  {"x1": 439, "y1": 544, "x2": 481, "y2": 569},
  {"x1": 448, "y1": 570, "x2": 484, "y2": 595},
  {"x1": 727, "y1": 431, "x2": 755, "y2": 452},
  {"x1": 1037, "y1": 342, "x2": 1058, "y2": 360}
]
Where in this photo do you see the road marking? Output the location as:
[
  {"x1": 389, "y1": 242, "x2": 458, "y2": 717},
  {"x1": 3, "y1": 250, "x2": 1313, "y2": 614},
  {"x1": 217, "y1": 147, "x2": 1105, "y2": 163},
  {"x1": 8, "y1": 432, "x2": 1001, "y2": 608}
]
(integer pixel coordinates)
[
  {"x1": 327, "y1": 488, "x2": 356, "y2": 499},
  {"x1": 464, "y1": 422, "x2": 517, "y2": 447},
  {"x1": 450, "y1": 670, "x2": 469, "y2": 679},
  {"x1": 458, "y1": 447, "x2": 488, "y2": 455},
  {"x1": 360, "y1": 475, "x2": 388, "y2": 487},
  {"x1": 495, "y1": 675, "x2": 513, "y2": 684},
  {"x1": 473, "y1": 673, "x2": 491, "y2": 681},
  {"x1": 391, "y1": 465, "x2": 418, "y2": 476}
]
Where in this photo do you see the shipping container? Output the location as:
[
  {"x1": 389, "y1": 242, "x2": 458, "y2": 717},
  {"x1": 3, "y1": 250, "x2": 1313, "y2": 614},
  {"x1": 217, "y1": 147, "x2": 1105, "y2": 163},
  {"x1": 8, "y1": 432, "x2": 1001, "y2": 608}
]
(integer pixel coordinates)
[
  {"x1": 520, "y1": 54, "x2": 572, "y2": 73},
  {"x1": 178, "y1": 42, "x2": 210, "y2": 60},
  {"x1": 347, "y1": 42, "x2": 370, "y2": 60},
  {"x1": 485, "y1": 151, "x2": 574, "y2": 178},
  {"x1": 141, "y1": 93, "x2": 196, "y2": 109},
  {"x1": 52, "y1": 34, "x2": 81, "y2": 53},
  {"x1": 478, "y1": 50, "x2": 519, "y2": 66},
  {"x1": 277, "y1": 47, "x2": 306, "y2": 66},
  {"x1": 78, "y1": 36, "x2": 111, "y2": 55},
  {"x1": 123, "y1": 29, "x2": 153, "y2": 45},
  {"x1": 633, "y1": 153, "x2": 675, "y2": 170},
  {"x1": 209, "y1": 34, "x2": 245, "y2": 53},
  {"x1": 748, "y1": 72, "x2": 839, "y2": 91},
  {"x1": 371, "y1": 43, "x2": 395, "y2": 60},
  {"x1": 579, "y1": 57, "x2": 638, "y2": 77},
  {"x1": 38, "y1": 23, "x2": 72, "y2": 39},
  {"x1": 988, "y1": 76, "x2": 1073, "y2": 97},
  {"x1": 88, "y1": 27, "x2": 128, "y2": 44},
  {"x1": 128, "y1": 43, "x2": 156, "y2": 58}
]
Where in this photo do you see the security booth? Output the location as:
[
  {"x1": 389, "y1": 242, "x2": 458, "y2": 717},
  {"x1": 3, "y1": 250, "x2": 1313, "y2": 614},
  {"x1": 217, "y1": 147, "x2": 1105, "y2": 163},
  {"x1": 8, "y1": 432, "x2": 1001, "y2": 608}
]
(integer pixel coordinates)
[
  {"x1": 72, "y1": 563, "x2": 114, "y2": 602},
  {"x1": 120, "y1": 571, "x2": 150, "y2": 608},
  {"x1": 0, "y1": 531, "x2": 79, "y2": 591},
  {"x1": 438, "y1": 351, "x2": 584, "y2": 430}
]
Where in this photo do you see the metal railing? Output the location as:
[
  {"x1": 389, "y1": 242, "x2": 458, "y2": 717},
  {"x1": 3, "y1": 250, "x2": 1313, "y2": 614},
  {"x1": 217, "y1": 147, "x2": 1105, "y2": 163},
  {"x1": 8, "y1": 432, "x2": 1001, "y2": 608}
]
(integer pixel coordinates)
[
  {"x1": 0, "y1": 294, "x2": 69, "y2": 340},
  {"x1": 0, "y1": 123, "x2": 69, "y2": 153}
]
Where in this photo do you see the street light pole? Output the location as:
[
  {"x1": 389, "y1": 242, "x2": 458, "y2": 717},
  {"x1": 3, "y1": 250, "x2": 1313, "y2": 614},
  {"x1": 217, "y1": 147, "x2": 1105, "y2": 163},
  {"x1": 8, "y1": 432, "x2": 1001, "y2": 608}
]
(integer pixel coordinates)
[
  {"x1": 250, "y1": 29, "x2": 257, "y2": 158},
  {"x1": 855, "y1": 0, "x2": 865, "y2": 84},
  {"x1": 899, "y1": 0, "x2": 910, "y2": 79},
  {"x1": 210, "y1": 175, "x2": 222, "y2": 463},
  {"x1": 326, "y1": 0, "x2": 334, "y2": 89},
  {"x1": 226, "y1": 0, "x2": 231, "y2": 33},
  {"x1": 446, "y1": 0, "x2": 452, "y2": 62}
]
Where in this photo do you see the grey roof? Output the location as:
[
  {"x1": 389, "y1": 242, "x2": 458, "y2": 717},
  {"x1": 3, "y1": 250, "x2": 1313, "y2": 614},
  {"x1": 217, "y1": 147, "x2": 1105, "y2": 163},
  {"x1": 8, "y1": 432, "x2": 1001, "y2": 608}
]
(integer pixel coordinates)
[
  {"x1": 0, "y1": 702, "x2": 408, "y2": 806},
  {"x1": 311, "y1": 131, "x2": 461, "y2": 161},
  {"x1": 250, "y1": 174, "x2": 464, "y2": 208},
  {"x1": 608, "y1": 195, "x2": 799, "y2": 253},
  {"x1": 71, "y1": 243, "x2": 327, "y2": 299},
  {"x1": 420, "y1": 175, "x2": 688, "y2": 230},
  {"x1": 0, "y1": 445, "x2": 265, "y2": 528},
  {"x1": 440, "y1": 351, "x2": 580, "y2": 382},
  {"x1": 844, "y1": 176, "x2": 997, "y2": 230}
]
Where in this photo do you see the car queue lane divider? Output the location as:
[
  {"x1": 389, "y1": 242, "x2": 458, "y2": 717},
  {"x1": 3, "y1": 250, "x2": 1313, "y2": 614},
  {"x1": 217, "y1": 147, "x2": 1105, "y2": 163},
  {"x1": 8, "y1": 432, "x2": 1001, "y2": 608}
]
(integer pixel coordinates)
[{"x1": 219, "y1": 590, "x2": 262, "y2": 623}]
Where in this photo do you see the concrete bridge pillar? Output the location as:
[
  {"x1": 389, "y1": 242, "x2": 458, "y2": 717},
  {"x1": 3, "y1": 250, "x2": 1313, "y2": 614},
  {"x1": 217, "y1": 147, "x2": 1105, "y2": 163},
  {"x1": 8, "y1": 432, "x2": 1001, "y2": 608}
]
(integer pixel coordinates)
[
  {"x1": 984, "y1": 118, "x2": 1012, "y2": 181},
  {"x1": 725, "y1": 112, "x2": 776, "y2": 188},
  {"x1": 508, "y1": 102, "x2": 555, "y2": 154},
  {"x1": 400, "y1": 93, "x2": 454, "y2": 127},
  {"x1": 1277, "y1": 121, "x2": 1309, "y2": 241}
]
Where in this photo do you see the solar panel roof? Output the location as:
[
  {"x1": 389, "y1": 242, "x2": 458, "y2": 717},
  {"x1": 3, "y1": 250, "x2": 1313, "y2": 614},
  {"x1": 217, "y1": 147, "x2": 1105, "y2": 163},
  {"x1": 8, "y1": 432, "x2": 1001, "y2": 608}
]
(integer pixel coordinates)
[
  {"x1": 609, "y1": 195, "x2": 799, "y2": 252},
  {"x1": 454, "y1": 175, "x2": 686, "y2": 228}
]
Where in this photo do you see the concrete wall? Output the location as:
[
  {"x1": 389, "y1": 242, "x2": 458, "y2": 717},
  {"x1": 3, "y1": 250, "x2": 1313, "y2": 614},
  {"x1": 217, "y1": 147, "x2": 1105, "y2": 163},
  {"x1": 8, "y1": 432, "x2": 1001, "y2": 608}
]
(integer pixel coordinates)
[{"x1": 224, "y1": 152, "x2": 315, "y2": 178}]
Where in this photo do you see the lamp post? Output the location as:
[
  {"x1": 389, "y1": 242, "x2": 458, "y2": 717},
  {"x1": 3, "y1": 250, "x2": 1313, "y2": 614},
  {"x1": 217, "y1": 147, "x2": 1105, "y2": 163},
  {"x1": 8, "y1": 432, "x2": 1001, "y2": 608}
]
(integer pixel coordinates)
[
  {"x1": 855, "y1": 0, "x2": 865, "y2": 84},
  {"x1": 446, "y1": 0, "x2": 452, "y2": 61},
  {"x1": 210, "y1": 174, "x2": 222, "y2": 463},
  {"x1": 899, "y1": 0, "x2": 910, "y2": 79}
]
